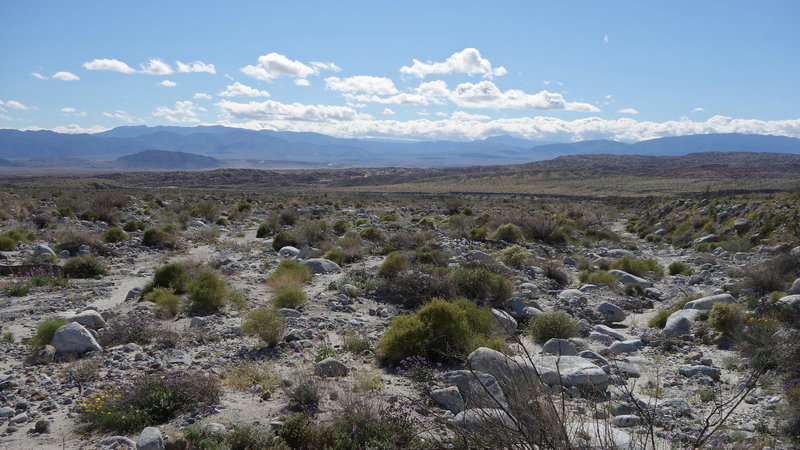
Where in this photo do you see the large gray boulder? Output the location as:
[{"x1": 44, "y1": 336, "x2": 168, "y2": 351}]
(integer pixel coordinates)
[
  {"x1": 541, "y1": 338, "x2": 577, "y2": 356},
  {"x1": 683, "y1": 294, "x2": 735, "y2": 310},
  {"x1": 34, "y1": 245, "x2": 56, "y2": 257},
  {"x1": 598, "y1": 302, "x2": 626, "y2": 323},
  {"x1": 608, "y1": 270, "x2": 652, "y2": 288},
  {"x1": 609, "y1": 339, "x2": 643, "y2": 355},
  {"x1": 50, "y1": 323, "x2": 102, "y2": 355},
  {"x1": 430, "y1": 386, "x2": 464, "y2": 413},
  {"x1": 593, "y1": 324, "x2": 624, "y2": 341},
  {"x1": 789, "y1": 280, "x2": 800, "y2": 295},
  {"x1": 664, "y1": 309, "x2": 701, "y2": 336},
  {"x1": 491, "y1": 308, "x2": 517, "y2": 335},
  {"x1": 302, "y1": 258, "x2": 341, "y2": 274},
  {"x1": 470, "y1": 251, "x2": 495, "y2": 265},
  {"x1": 278, "y1": 246, "x2": 300, "y2": 258},
  {"x1": 692, "y1": 234, "x2": 718, "y2": 247},
  {"x1": 59, "y1": 310, "x2": 107, "y2": 330},
  {"x1": 441, "y1": 370, "x2": 507, "y2": 410},
  {"x1": 778, "y1": 294, "x2": 800, "y2": 310},
  {"x1": 136, "y1": 426, "x2": 165, "y2": 450},
  {"x1": 452, "y1": 408, "x2": 518, "y2": 435},
  {"x1": 314, "y1": 357, "x2": 348, "y2": 377},
  {"x1": 678, "y1": 365, "x2": 721, "y2": 381}
]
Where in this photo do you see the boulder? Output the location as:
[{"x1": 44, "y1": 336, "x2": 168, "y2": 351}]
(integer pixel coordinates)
[
  {"x1": 470, "y1": 251, "x2": 495, "y2": 265},
  {"x1": 789, "y1": 279, "x2": 800, "y2": 295},
  {"x1": 611, "y1": 415, "x2": 640, "y2": 427},
  {"x1": 733, "y1": 218, "x2": 750, "y2": 233},
  {"x1": 26, "y1": 345, "x2": 55, "y2": 365},
  {"x1": 99, "y1": 436, "x2": 137, "y2": 449},
  {"x1": 683, "y1": 294, "x2": 736, "y2": 310},
  {"x1": 588, "y1": 332, "x2": 613, "y2": 345},
  {"x1": 664, "y1": 309, "x2": 701, "y2": 336},
  {"x1": 692, "y1": 234, "x2": 718, "y2": 247},
  {"x1": 314, "y1": 357, "x2": 348, "y2": 377},
  {"x1": 33, "y1": 245, "x2": 56, "y2": 257},
  {"x1": 452, "y1": 408, "x2": 518, "y2": 435},
  {"x1": 136, "y1": 426, "x2": 165, "y2": 450},
  {"x1": 541, "y1": 338, "x2": 577, "y2": 356},
  {"x1": 608, "y1": 270, "x2": 652, "y2": 288},
  {"x1": 593, "y1": 324, "x2": 624, "y2": 341},
  {"x1": 441, "y1": 370, "x2": 507, "y2": 410},
  {"x1": 60, "y1": 310, "x2": 107, "y2": 330},
  {"x1": 609, "y1": 339, "x2": 643, "y2": 355},
  {"x1": 491, "y1": 308, "x2": 517, "y2": 335},
  {"x1": 278, "y1": 246, "x2": 300, "y2": 258},
  {"x1": 778, "y1": 294, "x2": 800, "y2": 310},
  {"x1": 678, "y1": 365, "x2": 721, "y2": 381},
  {"x1": 430, "y1": 386, "x2": 464, "y2": 413},
  {"x1": 598, "y1": 302, "x2": 626, "y2": 323},
  {"x1": 50, "y1": 322, "x2": 102, "y2": 355},
  {"x1": 558, "y1": 289, "x2": 584, "y2": 300},
  {"x1": 302, "y1": 258, "x2": 341, "y2": 274}
]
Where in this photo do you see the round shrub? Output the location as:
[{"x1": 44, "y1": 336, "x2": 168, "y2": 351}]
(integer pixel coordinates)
[
  {"x1": 332, "y1": 218, "x2": 351, "y2": 235},
  {"x1": 256, "y1": 222, "x2": 275, "y2": 239},
  {"x1": 494, "y1": 223, "x2": 524, "y2": 243},
  {"x1": 30, "y1": 318, "x2": 67, "y2": 348},
  {"x1": 527, "y1": 310, "x2": 580, "y2": 341},
  {"x1": 142, "y1": 263, "x2": 189, "y2": 296},
  {"x1": 103, "y1": 227, "x2": 127, "y2": 243},
  {"x1": 187, "y1": 269, "x2": 229, "y2": 314},
  {"x1": 143, "y1": 287, "x2": 182, "y2": 318},
  {"x1": 500, "y1": 245, "x2": 529, "y2": 267},
  {"x1": 242, "y1": 307, "x2": 286, "y2": 346},
  {"x1": 468, "y1": 227, "x2": 488, "y2": 241},
  {"x1": 267, "y1": 260, "x2": 312, "y2": 291},
  {"x1": 0, "y1": 235, "x2": 17, "y2": 251},
  {"x1": 708, "y1": 303, "x2": 742, "y2": 335},
  {"x1": 142, "y1": 227, "x2": 177, "y2": 248},
  {"x1": 273, "y1": 286, "x2": 307, "y2": 309},
  {"x1": 359, "y1": 227, "x2": 385, "y2": 242},
  {"x1": 377, "y1": 252, "x2": 410, "y2": 278},
  {"x1": 64, "y1": 256, "x2": 108, "y2": 278},
  {"x1": 123, "y1": 220, "x2": 146, "y2": 232},
  {"x1": 668, "y1": 261, "x2": 692, "y2": 276},
  {"x1": 452, "y1": 267, "x2": 513, "y2": 306},
  {"x1": 610, "y1": 256, "x2": 663, "y2": 278},
  {"x1": 271, "y1": 230, "x2": 298, "y2": 251},
  {"x1": 577, "y1": 269, "x2": 619, "y2": 286}
]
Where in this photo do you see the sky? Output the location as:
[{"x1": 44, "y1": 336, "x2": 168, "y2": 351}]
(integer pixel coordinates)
[{"x1": 1, "y1": 1, "x2": 799, "y2": 143}]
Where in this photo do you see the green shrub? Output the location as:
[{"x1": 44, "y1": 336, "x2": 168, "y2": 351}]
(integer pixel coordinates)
[
  {"x1": 610, "y1": 256, "x2": 663, "y2": 278},
  {"x1": 0, "y1": 235, "x2": 17, "y2": 251},
  {"x1": 56, "y1": 206, "x2": 74, "y2": 218},
  {"x1": 452, "y1": 267, "x2": 513, "y2": 306},
  {"x1": 769, "y1": 291, "x2": 788, "y2": 303},
  {"x1": 141, "y1": 263, "x2": 189, "y2": 296},
  {"x1": 377, "y1": 298, "x2": 502, "y2": 365},
  {"x1": 494, "y1": 223, "x2": 524, "y2": 243},
  {"x1": 143, "y1": 287, "x2": 182, "y2": 318},
  {"x1": 271, "y1": 230, "x2": 298, "y2": 251},
  {"x1": 668, "y1": 261, "x2": 692, "y2": 276},
  {"x1": 267, "y1": 260, "x2": 312, "y2": 291},
  {"x1": 354, "y1": 218, "x2": 369, "y2": 227},
  {"x1": 29, "y1": 318, "x2": 67, "y2": 348},
  {"x1": 226, "y1": 424, "x2": 288, "y2": 450},
  {"x1": 1, "y1": 332, "x2": 13, "y2": 343},
  {"x1": 182, "y1": 423, "x2": 226, "y2": 450},
  {"x1": 77, "y1": 372, "x2": 219, "y2": 434},
  {"x1": 377, "y1": 252, "x2": 410, "y2": 278},
  {"x1": 413, "y1": 245, "x2": 448, "y2": 266},
  {"x1": 187, "y1": 269, "x2": 230, "y2": 313},
  {"x1": 273, "y1": 286, "x2": 307, "y2": 309},
  {"x1": 242, "y1": 307, "x2": 286, "y2": 346},
  {"x1": 380, "y1": 213, "x2": 398, "y2": 222},
  {"x1": 332, "y1": 218, "x2": 351, "y2": 234},
  {"x1": 501, "y1": 245, "x2": 529, "y2": 267},
  {"x1": 527, "y1": 310, "x2": 580, "y2": 341},
  {"x1": 750, "y1": 347, "x2": 783, "y2": 372},
  {"x1": 359, "y1": 226, "x2": 385, "y2": 242},
  {"x1": 142, "y1": 226, "x2": 178, "y2": 248},
  {"x1": 699, "y1": 389, "x2": 716, "y2": 403},
  {"x1": 64, "y1": 256, "x2": 108, "y2": 278},
  {"x1": 708, "y1": 303, "x2": 742, "y2": 334},
  {"x1": 5, "y1": 280, "x2": 31, "y2": 297},
  {"x1": 577, "y1": 269, "x2": 619, "y2": 286},
  {"x1": 102, "y1": 227, "x2": 127, "y2": 243},
  {"x1": 256, "y1": 222, "x2": 275, "y2": 238},
  {"x1": 343, "y1": 329, "x2": 371, "y2": 354},
  {"x1": 123, "y1": 220, "x2": 147, "y2": 232},
  {"x1": 322, "y1": 248, "x2": 346, "y2": 266},
  {"x1": 286, "y1": 375, "x2": 321, "y2": 414}
]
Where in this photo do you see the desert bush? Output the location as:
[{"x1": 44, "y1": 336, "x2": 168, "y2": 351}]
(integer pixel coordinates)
[
  {"x1": 224, "y1": 362, "x2": 280, "y2": 394},
  {"x1": 494, "y1": 223, "x2": 524, "y2": 243},
  {"x1": 64, "y1": 256, "x2": 108, "y2": 278},
  {"x1": 0, "y1": 234, "x2": 16, "y2": 251},
  {"x1": 413, "y1": 245, "x2": 449, "y2": 266},
  {"x1": 97, "y1": 313, "x2": 157, "y2": 347},
  {"x1": 272, "y1": 286, "x2": 307, "y2": 309},
  {"x1": 708, "y1": 303, "x2": 743, "y2": 334},
  {"x1": 332, "y1": 218, "x2": 350, "y2": 234},
  {"x1": 353, "y1": 217, "x2": 369, "y2": 227},
  {"x1": 377, "y1": 251, "x2": 410, "y2": 278},
  {"x1": 343, "y1": 329, "x2": 371, "y2": 354},
  {"x1": 337, "y1": 230, "x2": 363, "y2": 261},
  {"x1": 527, "y1": 310, "x2": 580, "y2": 340},
  {"x1": 271, "y1": 230, "x2": 298, "y2": 251},
  {"x1": 55, "y1": 230, "x2": 107, "y2": 256},
  {"x1": 377, "y1": 298, "x2": 502, "y2": 365},
  {"x1": 541, "y1": 260, "x2": 570, "y2": 287},
  {"x1": 2, "y1": 332, "x2": 13, "y2": 343},
  {"x1": 242, "y1": 307, "x2": 286, "y2": 346},
  {"x1": 29, "y1": 318, "x2": 67, "y2": 349},
  {"x1": 193, "y1": 201, "x2": 220, "y2": 221},
  {"x1": 321, "y1": 248, "x2": 346, "y2": 266},
  {"x1": 610, "y1": 256, "x2": 663, "y2": 278},
  {"x1": 296, "y1": 220, "x2": 328, "y2": 246},
  {"x1": 122, "y1": 220, "x2": 146, "y2": 232},
  {"x1": 256, "y1": 222, "x2": 276, "y2": 238},
  {"x1": 286, "y1": 374, "x2": 321, "y2": 414},
  {"x1": 102, "y1": 227, "x2": 127, "y2": 243},
  {"x1": 226, "y1": 424, "x2": 288, "y2": 450},
  {"x1": 359, "y1": 226, "x2": 385, "y2": 242},
  {"x1": 469, "y1": 226, "x2": 488, "y2": 241},
  {"x1": 648, "y1": 296, "x2": 694, "y2": 328},
  {"x1": 143, "y1": 287, "x2": 182, "y2": 318},
  {"x1": 375, "y1": 270, "x2": 454, "y2": 308},
  {"x1": 452, "y1": 267, "x2": 513, "y2": 306},
  {"x1": 578, "y1": 269, "x2": 619, "y2": 286},
  {"x1": 739, "y1": 265, "x2": 789, "y2": 294},
  {"x1": 142, "y1": 226, "x2": 179, "y2": 248},
  {"x1": 279, "y1": 210, "x2": 297, "y2": 226},
  {"x1": 141, "y1": 262, "x2": 189, "y2": 296},
  {"x1": 76, "y1": 371, "x2": 219, "y2": 434},
  {"x1": 187, "y1": 269, "x2": 231, "y2": 314},
  {"x1": 501, "y1": 245, "x2": 530, "y2": 267},
  {"x1": 380, "y1": 213, "x2": 398, "y2": 222},
  {"x1": 267, "y1": 260, "x2": 312, "y2": 291},
  {"x1": 668, "y1": 261, "x2": 692, "y2": 276}
]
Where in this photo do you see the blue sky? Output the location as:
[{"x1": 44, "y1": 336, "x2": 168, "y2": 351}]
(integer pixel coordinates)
[{"x1": 1, "y1": 1, "x2": 798, "y2": 142}]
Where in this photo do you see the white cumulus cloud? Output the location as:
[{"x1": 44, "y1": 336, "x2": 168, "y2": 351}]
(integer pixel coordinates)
[
  {"x1": 241, "y1": 53, "x2": 316, "y2": 81},
  {"x1": 3, "y1": 100, "x2": 32, "y2": 110},
  {"x1": 103, "y1": 110, "x2": 140, "y2": 123},
  {"x1": 31, "y1": 72, "x2": 48, "y2": 80},
  {"x1": 61, "y1": 107, "x2": 86, "y2": 117},
  {"x1": 153, "y1": 101, "x2": 206, "y2": 123},
  {"x1": 383, "y1": 108, "x2": 395, "y2": 115},
  {"x1": 693, "y1": 107, "x2": 705, "y2": 112},
  {"x1": 52, "y1": 71, "x2": 80, "y2": 81},
  {"x1": 216, "y1": 99, "x2": 361, "y2": 122},
  {"x1": 345, "y1": 93, "x2": 428, "y2": 106},
  {"x1": 141, "y1": 58, "x2": 174, "y2": 75},
  {"x1": 400, "y1": 48, "x2": 507, "y2": 78},
  {"x1": 451, "y1": 111, "x2": 491, "y2": 121},
  {"x1": 176, "y1": 60, "x2": 216, "y2": 74},
  {"x1": 325, "y1": 76, "x2": 399, "y2": 95},
  {"x1": 82, "y1": 58, "x2": 135, "y2": 73},
  {"x1": 194, "y1": 93, "x2": 213, "y2": 100},
  {"x1": 310, "y1": 61, "x2": 341, "y2": 73},
  {"x1": 218, "y1": 82, "x2": 270, "y2": 98},
  {"x1": 158, "y1": 80, "x2": 177, "y2": 87},
  {"x1": 52, "y1": 124, "x2": 109, "y2": 134},
  {"x1": 617, "y1": 108, "x2": 639, "y2": 115},
  {"x1": 294, "y1": 79, "x2": 311, "y2": 86},
  {"x1": 448, "y1": 81, "x2": 599, "y2": 112}
]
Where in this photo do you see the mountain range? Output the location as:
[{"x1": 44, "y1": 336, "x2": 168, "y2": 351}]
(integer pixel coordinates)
[{"x1": 0, "y1": 126, "x2": 799, "y2": 170}]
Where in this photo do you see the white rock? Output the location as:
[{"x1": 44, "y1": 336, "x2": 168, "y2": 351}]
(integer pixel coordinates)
[
  {"x1": 50, "y1": 322, "x2": 102, "y2": 355},
  {"x1": 683, "y1": 294, "x2": 735, "y2": 310},
  {"x1": 136, "y1": 426, "x2": 165, "y2": 450}
]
